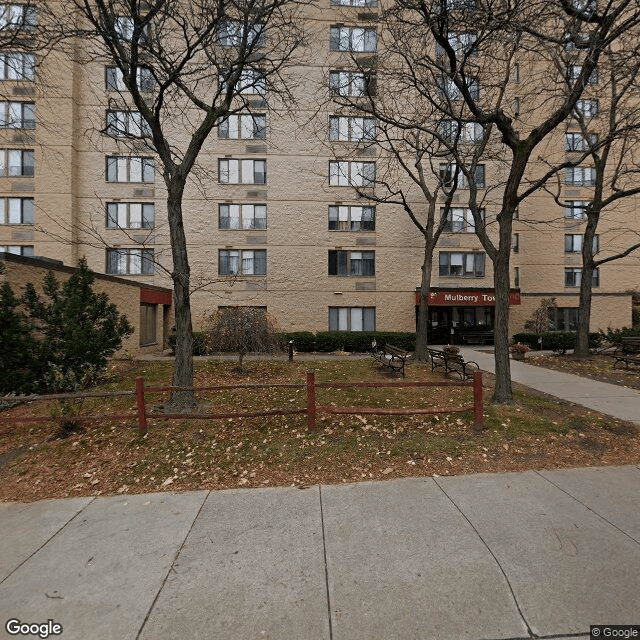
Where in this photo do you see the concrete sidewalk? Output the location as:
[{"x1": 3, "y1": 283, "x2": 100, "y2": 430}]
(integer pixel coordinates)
[
  {"x1": 1, "y1": 466, "x2": 640, "y2": 639},
  {"x1": 459, "y1": 347, "x2": 640, "y2": 425}
]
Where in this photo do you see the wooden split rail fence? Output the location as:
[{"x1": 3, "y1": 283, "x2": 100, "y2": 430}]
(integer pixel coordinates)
[{"x1": 0, "y1": 371, "x2": 484, "y2": 434}]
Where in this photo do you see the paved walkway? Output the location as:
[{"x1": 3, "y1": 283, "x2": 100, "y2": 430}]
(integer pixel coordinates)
[
  {"x1": 1, "y1": 465, "x2": 640, "y2": 639},
  {"x1": 459, "y1": 347, "x2": 640, "y2": 425}
]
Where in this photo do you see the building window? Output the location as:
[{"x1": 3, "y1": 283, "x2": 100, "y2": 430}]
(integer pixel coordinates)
[
  {"x1": 106, "y1": 110, "x2": 151, "y2": 138},
  {"x1": 0, "y1": 52, "x2": 35, "y2": 80},
  {"x1": 0, "y1": 4, "x2": 36, "y2": 29},
  {"x1": 568, "y1": 65, "x2": 597, "y2": 85},
  {"x1": 219, "y1": 69, "x2": 266, "y2": 95},
  {"x1": 512, "y1": 233, "x2": 519, "y2": 252},
  {"x1": 114, "y1": 16, "x2": 149, "y2": 43},
  {"x1": 329, "y1": 307, "x2": 376, "y2": 331},
  {"x1": 439, "y1": 251, "x2": 485, "y2": 277},
  {"x1": 0, "y1": 101, "x2": 34, "y2": 128},
  {"x1": 106, "y1": 203, "x2": 154, "y2": 229},
  {"x1": 218, "y1": 114, "x2": 266, "y2": 140},
  {"x1": 565, "y1": 267, "x2": 599, "y2": 287},
  {"x1": 106, "y1": 156, "x2": 154, "y2": 183},
  {"x1": 438, "y1": 120, "x2": 483, "y2": 143},
  {"x1": 564, "y1": 31, "x2": 592, "y2": 50},
  {"x1": 219, "y1": 204, "x2": 267, "y2": 229},
  {"x1": 106, "y1": 66, "x2": 154, "y2": 92},
  {"x1": 439, "y1": 163, "x2": 485, "y2": 188},
  {"x1": 565, "y1": 200, "x2": 590, "y2": 219},
  {"x1": 444, "y1": 0, "x2": 478, "y2": 9},
  {"x1": 217, "y1": 20, "x2": 265, "y2": 48},
  {"x1": 565, "y1": 166, "x2": 595, "y2": 186},
  {"x1": 331, "y1": 0, "x2": 377, "y2": 6},
  {"x1": 140, "y1": 303, "x2": 157, "y2": 346},
  {"x1": 0, "y1": 149, "x2": 34, "y2": 176},
  {"x1": 436, "y1": 32, "x2": 477, "y2": 57},
  {"x1": 218, "y1": 159, "x2": 266, "y2": 184},
  {"x1": 329, "y1": 160, "x2": 375, "y2": 186},
  {"x1": 548, "y1": 307, "x2": 579, "y2": 331},
  {"x1": 329, "y1": 70, "x2": 374, "y2": 97},
  {"x1": 564, "y1": 233, "x2": 598, "y2": 253},
  {"x1": 329, "y1": 116, "x2": 375, "y2": 141},
  {"x1": 514, "y1": 266, "x2": 520, "y2": 287},
  {"x1": 328, "y1": 205, "x2": 375, "y2": 231},
  {"x1": 565, "y1": 132, "x2": 597, "y2": 151},
  {"x1": 329, "y1": 26, "x2": 377, "y2": 52},
  {"x1": 437, "y1": 76, "x2": 479, "y2": 101},
  {"x1": 575, "y1": 99, "x2": 598, "y2": 118},
  {"x1": 0, "y1": 197, "x2": 33, "y2": 224},
  {"x1": 106, "y1": 248, "x2": 154, "y2": 275},
  {"x1": 219, "y1": 249, "x2": 267, "y2": 275},
  {"x1": 570, "y1": 0, "x2": 597, "y2": 15},
  {"x1": 0, "y1": 244, "x2": 33, "y2": 256},
  {"x1": 328, "y1": 250, "x2": 375, "y2": 276},
  {"x1": 442, "y1": 207, "x2": 480, "y2": 233}
]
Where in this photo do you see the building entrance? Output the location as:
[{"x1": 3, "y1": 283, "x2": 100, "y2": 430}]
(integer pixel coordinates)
[
  {"x1": 415, "y1": 287, "x2": 520, "y2": 344},
  {"x1": 425, "y1": 306, "x2": 495, "y2": 344}
]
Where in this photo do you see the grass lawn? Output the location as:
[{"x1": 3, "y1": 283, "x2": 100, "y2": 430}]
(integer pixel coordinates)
[
  {"x1": 526, "y1": 352, "x2": 640, "y2": 391},
  {"x1": 0, "y1": 358, "x2": 638, "y2": 502}
]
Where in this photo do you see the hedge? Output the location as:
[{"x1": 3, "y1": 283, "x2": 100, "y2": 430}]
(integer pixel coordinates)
[
  {"x1": 512, "y1": 331, "x2": 601, "y2": 355},
  {"x1": 312, "y1": 331, "x2": 416, "y2": 353},
  {"x1": 598, "y1": 325, "x2": 640, "y2": 345},
  {"x1": 167, "y1": 330, "x2": 418, "y2": 354},
  {"x1": 280, "y1": 331, "x2": 316, "y2": 352},
  {"x1": 167, "y1": 331, "x2": 208, "y2": 356},
  {"x1": 268, "y1": 331, "x2": 418, "y2": 354}
]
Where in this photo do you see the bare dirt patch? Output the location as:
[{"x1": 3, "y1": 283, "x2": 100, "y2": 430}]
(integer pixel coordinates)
[{"x1": 0, "y1": 359, "x2": 638, "y2": 502}]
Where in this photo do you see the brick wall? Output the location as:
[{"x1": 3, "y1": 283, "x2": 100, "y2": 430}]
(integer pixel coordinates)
[{"x1": 1, "y1": 253, "x2": 172, "y2": 356}]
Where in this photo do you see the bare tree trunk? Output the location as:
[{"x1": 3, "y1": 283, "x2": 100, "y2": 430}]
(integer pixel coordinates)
[
  {"x1": 492, "y1": 235, "x2": 513, "y2": 404},
  {"x1": 166, "y1": 180, "x2": 197, "y2": 412},
  {"x1": 575, "y1": 218, "x2": 597, "y2": 358},
  {"x1": 414, "y1": 239, "x2": 434, "y2": 361},
  {"x1": 575, "y1": 272, "x2": 593, "y2": 358}
]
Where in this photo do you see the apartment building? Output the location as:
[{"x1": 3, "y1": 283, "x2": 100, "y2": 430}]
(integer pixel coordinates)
[{"x1": 0, "y1": 0, "x2": 638, "y2": 342}]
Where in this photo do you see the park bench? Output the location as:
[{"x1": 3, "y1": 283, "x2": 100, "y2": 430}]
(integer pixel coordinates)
[
  {"x1": 428, "y1": 347, "x2": 447, "y2": 374},
  {"x1": 428, "y1": 348, "x2": 480, "y2": 381},
  {"x1": 371, "y1": 343, "x2": 411, "y2": 376},
  {"x1": 611, "y1": 336, "x2": 640, "y2": 370}
]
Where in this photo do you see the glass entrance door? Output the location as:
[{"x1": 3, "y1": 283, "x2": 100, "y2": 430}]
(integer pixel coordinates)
[{"x1": 426, "y1": 307, "x2": 453, "y2": 344}]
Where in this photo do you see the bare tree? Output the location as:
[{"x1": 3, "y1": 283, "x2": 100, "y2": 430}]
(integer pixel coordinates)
[
  {"x1": 206, "y1": 306, "x2": 283, "y2": 371},
  {"x1": 323, "y1": 20, "x2": 503, "y2": 360},
  {"x1": 377, "y1": 0, "x2": 640, "y2": 403},
  {"x1": 523, "y1": 297, "x2": 558, "y2": 334},
  {"x1": 40, "y1": 0, "x2": 305, "y2": 410},
  {"x1": 556, "y1": 44, "x2": 640, "y2": 357}
]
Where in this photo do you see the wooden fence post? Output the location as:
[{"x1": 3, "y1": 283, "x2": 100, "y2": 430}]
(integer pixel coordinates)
[
  {"x1": 307, "y1": 370, "x2": 316, "y2": 429},
  {"x1": 473, "y1": 371, "x2": 483, "y2": 432},
  {"x1": 136, "y1": 377, "x2": 147, "y2": 435}
]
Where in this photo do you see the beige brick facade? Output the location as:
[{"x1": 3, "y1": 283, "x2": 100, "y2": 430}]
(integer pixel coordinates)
[
  {"x1": 1, "y1": 253, "x2": 173, "y2": 356},
  {"x1": 0, "y1": 1, "x2": 638, "y2": 341}
]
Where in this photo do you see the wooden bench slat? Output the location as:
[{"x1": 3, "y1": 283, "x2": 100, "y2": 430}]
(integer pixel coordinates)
[
  {"x1": 427, "y1": 348, "x2": 479, "y2": 381},
  {"x1": 371, "y1": 343, "x2": 410, "y2": 376}
]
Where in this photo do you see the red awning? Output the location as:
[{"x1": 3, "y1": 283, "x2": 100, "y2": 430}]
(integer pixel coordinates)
[{"x1": 140, "y1": 288, "x2": 172, "y2": 305}]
